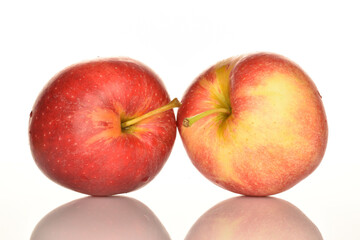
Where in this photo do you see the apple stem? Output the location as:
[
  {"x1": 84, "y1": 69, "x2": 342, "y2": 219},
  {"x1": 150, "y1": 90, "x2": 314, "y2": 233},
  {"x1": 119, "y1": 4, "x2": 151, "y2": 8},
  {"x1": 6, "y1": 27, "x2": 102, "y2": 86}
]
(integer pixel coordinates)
[
  {"x1": 183, "y1": 108, "x2": 231, "y2": 127},
  {"x1": 121, "y1": 98, "x2": 181, "y2": 128}
]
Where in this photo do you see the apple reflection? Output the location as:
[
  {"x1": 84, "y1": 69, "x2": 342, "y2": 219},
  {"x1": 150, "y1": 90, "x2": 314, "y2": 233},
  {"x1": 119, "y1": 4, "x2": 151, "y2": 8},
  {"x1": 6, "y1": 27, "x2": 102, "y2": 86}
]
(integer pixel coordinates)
[
  {"x1": 31, "y1": 196, "x2": 171, "y2": 240},
  {"x1": 185, "y1": 197, "x2": 323, "y2": 240}
]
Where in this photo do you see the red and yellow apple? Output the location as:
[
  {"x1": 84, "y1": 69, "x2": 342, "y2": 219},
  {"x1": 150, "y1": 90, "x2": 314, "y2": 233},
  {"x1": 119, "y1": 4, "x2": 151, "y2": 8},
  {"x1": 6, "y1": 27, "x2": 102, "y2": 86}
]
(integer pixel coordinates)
[
  {"x1": 177, "y1": 53, "x2": 328, "y2": 196},
  {"x1": 29, "y1": 58, "x2": 180, "y2": 196}
]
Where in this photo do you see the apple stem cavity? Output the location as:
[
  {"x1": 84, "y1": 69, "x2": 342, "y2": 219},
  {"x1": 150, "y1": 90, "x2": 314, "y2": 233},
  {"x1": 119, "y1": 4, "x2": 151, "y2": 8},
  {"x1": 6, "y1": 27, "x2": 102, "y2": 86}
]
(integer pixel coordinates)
[
  {"x1": 121, "y1": 98, "x2": 181, "y2": 128},
  {"x1": 183, "y1": 108, "x2": 231, "y2": 127}
]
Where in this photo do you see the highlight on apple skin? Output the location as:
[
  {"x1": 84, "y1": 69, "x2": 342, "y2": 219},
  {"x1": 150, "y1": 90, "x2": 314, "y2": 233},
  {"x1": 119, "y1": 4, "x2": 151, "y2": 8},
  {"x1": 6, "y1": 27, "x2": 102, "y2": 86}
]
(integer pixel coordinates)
[
  {"x1": 29, "y1": 58, "x2": 180, "y2": 196},
  {"x1": 177, "y1": 53, "x2": 328, "y2": 196}
]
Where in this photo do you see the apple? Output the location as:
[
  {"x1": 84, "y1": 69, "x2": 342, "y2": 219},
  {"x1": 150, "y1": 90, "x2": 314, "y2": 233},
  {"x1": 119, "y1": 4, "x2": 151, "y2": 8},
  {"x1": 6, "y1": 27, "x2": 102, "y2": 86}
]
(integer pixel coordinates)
[
  {"x1": 29, "y1": 58, "x2": 180, "y2": 196},
  {"x1": 31, "y1": 196, "x2": 171, "y2": 240},
  {"x1": 185, "y1": 197, "x2": 323, "y2": 239},
  {"x1": 177, "y1": 53, "x2": 328, "y2": 196}
]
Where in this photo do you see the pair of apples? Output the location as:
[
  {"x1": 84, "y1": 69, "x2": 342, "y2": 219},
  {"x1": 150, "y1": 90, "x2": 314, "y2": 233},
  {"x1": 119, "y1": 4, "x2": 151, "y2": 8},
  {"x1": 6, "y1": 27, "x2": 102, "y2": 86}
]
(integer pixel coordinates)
[{"x1": 29, "y1": 53, "x2": 328, "y2": 196}]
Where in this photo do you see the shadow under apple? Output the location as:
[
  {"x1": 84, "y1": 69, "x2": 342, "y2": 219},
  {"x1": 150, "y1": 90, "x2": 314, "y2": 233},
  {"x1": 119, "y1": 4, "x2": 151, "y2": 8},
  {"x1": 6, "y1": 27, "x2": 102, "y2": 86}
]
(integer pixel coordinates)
[
  {"x1": 31, "y1": 196, "x2": 171, "y2": 240},
  {"x1": 185, "y1": 196, "x2": 323, "y2": 240}
]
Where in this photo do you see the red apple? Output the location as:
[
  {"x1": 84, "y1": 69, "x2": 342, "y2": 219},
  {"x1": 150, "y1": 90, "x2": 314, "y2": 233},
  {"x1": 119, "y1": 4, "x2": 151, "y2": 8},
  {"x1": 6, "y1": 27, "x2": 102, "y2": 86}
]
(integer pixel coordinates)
[
  {"x1": 31, "y1": 196, "x2": 171, "y2": 240},
  {"x1": 177, "y1": 53, "x2": 328, "y2": 196},
  {"x1": 29, "y1": 58, "x2": 180, "y2": 196},
  {"x1": 185, "y1": 197, "x2": 323, "y2": 239}
]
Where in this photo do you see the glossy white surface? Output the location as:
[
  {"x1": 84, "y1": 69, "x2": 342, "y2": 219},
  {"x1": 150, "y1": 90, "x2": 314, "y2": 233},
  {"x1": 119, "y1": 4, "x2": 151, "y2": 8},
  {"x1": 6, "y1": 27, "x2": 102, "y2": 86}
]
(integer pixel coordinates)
[{"x1": 1, "y1": 1, "x2": 360, "y2": 239}]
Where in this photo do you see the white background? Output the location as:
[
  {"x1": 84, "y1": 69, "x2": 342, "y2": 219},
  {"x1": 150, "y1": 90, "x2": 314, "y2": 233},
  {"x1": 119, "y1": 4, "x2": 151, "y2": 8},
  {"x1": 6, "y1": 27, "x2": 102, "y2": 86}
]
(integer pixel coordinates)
[{"x1": 1, "y1": 0, "x2": 360, "y2": 239}]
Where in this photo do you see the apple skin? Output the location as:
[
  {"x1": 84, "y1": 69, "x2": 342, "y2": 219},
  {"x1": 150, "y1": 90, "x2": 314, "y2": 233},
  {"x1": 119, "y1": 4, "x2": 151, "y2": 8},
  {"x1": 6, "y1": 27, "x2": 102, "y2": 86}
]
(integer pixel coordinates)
[
  {"x1": 177, "y1": 53, "x2": 328, "y2": 196},
  {"x1": 29, "y1": 58, "x2": 176, "y2": 196},
  {"x1": 185, "y1": 197, "x2": 323, "y2": 240}
]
